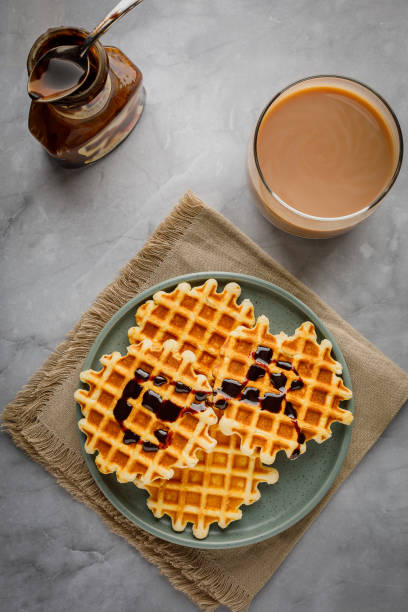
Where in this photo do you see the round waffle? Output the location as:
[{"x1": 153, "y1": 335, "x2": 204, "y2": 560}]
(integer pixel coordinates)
[
  {"x1": 128, "y1": 279, "x2": 255, "y2": 378},
  {"x1": 136, "y1": 410, "x2": 279, "y2": 539},
  {"x1": 75, "y1": 339, "x2": 217, "y2": 484},
  {"x1": 215, "y1": 316, "x2": 353, "y2": 464}
]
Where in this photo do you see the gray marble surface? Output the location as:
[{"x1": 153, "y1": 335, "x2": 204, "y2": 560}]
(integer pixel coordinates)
[{"x1": 1, "y1": 1, "x2": 408, "y2": 611}]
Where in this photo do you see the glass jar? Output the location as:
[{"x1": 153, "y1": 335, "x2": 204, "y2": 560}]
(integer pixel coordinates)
[{"x1": 27, "y1": 27, "x2": 145, "y2": 167}]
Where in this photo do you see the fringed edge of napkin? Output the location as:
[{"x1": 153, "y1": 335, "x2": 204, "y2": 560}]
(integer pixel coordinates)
[
  {"x1": 3, "y1": 191, "x2": 206, "y2": 436},
  {"x1": 11, "y1": 417, "x2": 249, "y2": 611},
  {"x1": 2, "y1": 191, "x2": 252, "y2": 612}
]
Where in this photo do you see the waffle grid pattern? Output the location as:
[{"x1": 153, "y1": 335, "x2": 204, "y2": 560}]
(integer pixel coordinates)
[
  {"x1": 138, "y1": 415, "x2": 279, "y2": 539},
  {"x1": 75, "y1": 279, "x2": 353, "y2": 539},
  {"x1": 217, "y1": 317, "x2": 353, "y2": 464},
  {"x1": 128, "y1": 279, "x2": 255, "y2": 377},
  {"x1": 75, "y1": 339, "x2": 217, "y2": 484}
]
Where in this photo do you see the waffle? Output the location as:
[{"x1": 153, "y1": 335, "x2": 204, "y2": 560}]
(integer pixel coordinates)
[
  {"x1": 136, "y1": 410, "x2": 279, "y2": 539},
  {"x1": 75, "y1": 339, "x2": 217, "y2": 484},
  {"x1": 128, "y1": 279, "x2": 255, "y2": 378},
  {"x1": 215, "y1": 316, "x2": 353, "y2": 464}
]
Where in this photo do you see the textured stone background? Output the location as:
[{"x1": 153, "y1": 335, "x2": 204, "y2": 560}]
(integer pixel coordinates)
[{"x1": 1, "y1": 1, "x2": 407, "y2": 610}]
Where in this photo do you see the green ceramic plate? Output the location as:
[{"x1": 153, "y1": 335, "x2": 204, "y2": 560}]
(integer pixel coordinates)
[{"x1": 76, "y1": 272, "x2": 353, "y2": 549}]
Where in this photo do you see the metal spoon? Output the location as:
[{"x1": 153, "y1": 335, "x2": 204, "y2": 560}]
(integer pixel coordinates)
[{"x1": 28, "y1": 0, "x2": 145, "y2": 102}]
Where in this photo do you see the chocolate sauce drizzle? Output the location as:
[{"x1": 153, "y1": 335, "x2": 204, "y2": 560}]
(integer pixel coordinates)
[
  {"x1": 220, "y1": 378, "x2": 243, "y2": 397},
  {"x1": 285, "y1": 401, "x2": 306, "y2": 459},
  {"x1": 153, "y1": 375, "x2": 167, "y2": 387},
  {"x1": 275, "y1": 360, "x2": 293, "y2": 371},
  {"x1": 175, "y1": 381, "x2": 191, "y2": 394},
  {"x1": 289, "y1": 379, "x2": 304, "y2": 391},
  {"x1": 154, "y1": 428, "x2": 170, "y2": 444},
  {"x1": 123, "y1": 429, "x2": 140, "y2": 445},
  {"x1": 195, "y1": 391, "x2": 209, "y2": 402},
  {"x1": 142, "y1": 441, "x2": 160, "y2": 452},
  {"x1": 142, "y1": 390, "x2": 182, "y2": 422},
  {"x1": 270, "y1": 371, "x2": 287, "y2": 390},
  {"x1": 218, "y1": 344, "x2": 305, "y2": 458},
  {"x1": 254, "y1": 345, "x2": 273, "y2": 364},
  {"x1": 247, "y1": 364, "x2": 266, "y2": 381},
  {"x1": 111, "y1": 365, "x2": 212, "y2": 452},
  {"x1": 262, "y1": 392, "x2": 285, "y2": 413},
  {"x1": 113, "y1": 379, "x2": 142, "y2": 425},
  {"x1": 241, "y1": 387, "x2": 260, "y2": 404},
  {"x1": 135, "y1": 367, "x2": 150, "y2": 381}
]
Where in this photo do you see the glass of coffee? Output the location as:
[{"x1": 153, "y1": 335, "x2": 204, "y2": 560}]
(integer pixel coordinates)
[{"x1": 247, "y1": 75, "x2": 403, "y2": 238}]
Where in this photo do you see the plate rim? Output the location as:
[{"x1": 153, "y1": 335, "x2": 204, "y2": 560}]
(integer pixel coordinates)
[{"x1": 76, "y1": 271, "x2": 353, "y2": 549}]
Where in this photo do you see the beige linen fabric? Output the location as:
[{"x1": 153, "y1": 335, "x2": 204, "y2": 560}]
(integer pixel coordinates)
[{"x1": 3, "y1": 191, "x2": 408, "y2": 611}]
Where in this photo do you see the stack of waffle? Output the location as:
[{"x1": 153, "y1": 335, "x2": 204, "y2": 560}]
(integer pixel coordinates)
[{"x1": 75, "y1": 279, "x2": 352, "y2": 539}]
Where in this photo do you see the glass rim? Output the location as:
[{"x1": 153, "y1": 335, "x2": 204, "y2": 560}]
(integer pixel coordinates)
[{"x1": 252, "y1": 74, "x2": 404, "y2": 222}]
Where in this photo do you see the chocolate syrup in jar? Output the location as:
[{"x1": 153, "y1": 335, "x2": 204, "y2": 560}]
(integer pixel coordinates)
[
  {"x1": 29, "y1": 56, "x2": 86, "y2": 101},
  {"x1": 27, "y1": 27, "x2": 145, "y2": 167}
]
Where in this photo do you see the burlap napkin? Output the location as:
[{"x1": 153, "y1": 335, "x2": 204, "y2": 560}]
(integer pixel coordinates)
[{"x1": 3, "y1": 191, "x2": 408, "y2": 612}]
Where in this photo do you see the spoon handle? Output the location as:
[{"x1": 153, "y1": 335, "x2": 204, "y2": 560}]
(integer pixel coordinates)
[{"x1": 80, "y1": 0, "x2": 145, "y2": 58}]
